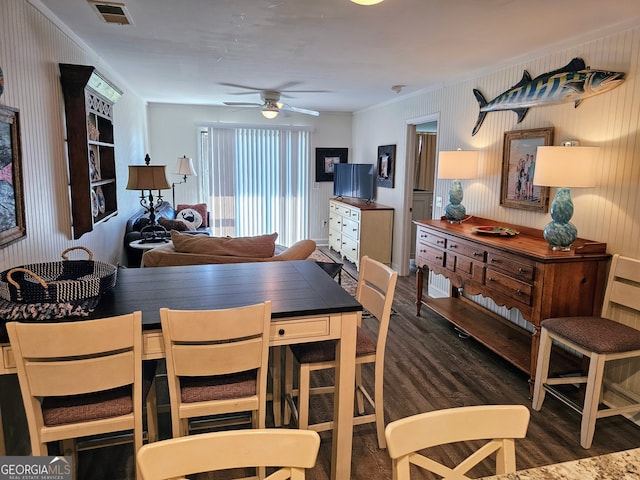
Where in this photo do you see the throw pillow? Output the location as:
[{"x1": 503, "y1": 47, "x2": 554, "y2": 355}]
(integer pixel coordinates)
[
  {"x1": 175, "y1": 208, "x2": 203, "y2": 229},
  {"x1": 172, "y1": 231, "x2": 278, "y2": 258},
  {"x1": 176, "y1": 203, "x2": 208, "y2": 227},
  {"x1": 158, "y1": 217, "x2": 194, "y2": 232}
]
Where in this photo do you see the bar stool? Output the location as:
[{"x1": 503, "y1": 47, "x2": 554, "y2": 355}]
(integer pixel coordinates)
[{"x1": 532, "y1": 254, "x2": 640, "y2": 448}]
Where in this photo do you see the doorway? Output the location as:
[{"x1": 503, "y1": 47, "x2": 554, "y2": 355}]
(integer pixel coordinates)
[{"x1": 403, "y1": 115, "x2": 439, "y2": 274}]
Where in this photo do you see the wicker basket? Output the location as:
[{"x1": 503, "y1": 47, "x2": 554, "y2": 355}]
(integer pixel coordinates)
[{"x1": 0, "y1": 246, "x2": 117, "y2": 304}]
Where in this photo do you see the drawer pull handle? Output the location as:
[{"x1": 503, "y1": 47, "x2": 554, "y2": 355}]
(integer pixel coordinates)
[
  {"x1": 518, "y1": 268, "x2": 526, "y2": 274},
  {"x1": 488, "y1": 277, "x2": 495, "y2": 282},
  {"x1": 490, "y1": 258, "x2": 497, "y2": 263},
  {"x1": 516, "y1": 289, "x2": 523, "y2": 296},
  {"x1": 435, "y1": 256, "x2": 443, "y2": 260},
  {"x1": 450, "y1": 244, "x2": 457, "y2": 249},
  {"x1": 436, "y1": 240, "x2": 444, "y2": 245},
  {"x1": 473, "y1": 252, "x2": 482, "y2": 257},
  {"x1": 278, "y1": 328, "x2": 285, "y2": 336}
]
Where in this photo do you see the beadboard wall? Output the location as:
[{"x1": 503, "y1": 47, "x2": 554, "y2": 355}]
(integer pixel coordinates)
[
  {"x1": 0, "y1": 0, "x2": 149, "y2": 272},
  {"x1": 352, "y1": 23, "x2": 640, "y2": 401}
]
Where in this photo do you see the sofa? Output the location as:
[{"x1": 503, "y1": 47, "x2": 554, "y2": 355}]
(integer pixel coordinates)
[
  {"x1": 142, "y1": 230, "x2": 316, "y2": 267},
  {"x1": 124, "y1": 201, "x2": 211, "y2": 267}
]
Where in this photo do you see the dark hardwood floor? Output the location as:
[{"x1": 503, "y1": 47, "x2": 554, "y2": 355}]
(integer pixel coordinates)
[{"x1": 49, "y1": 255, "x2": 640, "y2": 478}]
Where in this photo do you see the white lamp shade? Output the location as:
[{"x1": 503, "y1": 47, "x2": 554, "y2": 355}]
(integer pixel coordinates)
[
  {"x1": 173, "y1": 156, "x2": 197, "y2": 176},
  {"x1": 437, "y1": 150, "x2": 479, "y2": 179},
  {"x1": 533, "y1": 146, "x2": 598, "y2": 187},
  {"x1": 126, "y1": 165, "x2": 170, "y2": 190}
]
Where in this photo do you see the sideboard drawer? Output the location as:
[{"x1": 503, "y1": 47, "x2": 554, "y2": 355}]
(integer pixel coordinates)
[
  {"x1": 448, "y1": 254, "x2": 486, "y2": 283},
  {"x1": 416, "y1": 244, "x2": 445, "y2": 268},
  {"x1": 417, "y1": 227, "x2": 447, "y2": 249},
  {"x1": 487, "y1": 252, "x2": 535, "y2": 281},
  {"x1": 486, "y1": 269, "x2": 533, "y2": 306},
  {"x1": 447, "y1": 237, "x2": 486, "y2": 261}
]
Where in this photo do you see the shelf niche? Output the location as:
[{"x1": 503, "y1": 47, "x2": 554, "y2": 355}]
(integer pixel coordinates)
[{"x1": 59, "y1": 63, "x2": 122, "y2": 239}]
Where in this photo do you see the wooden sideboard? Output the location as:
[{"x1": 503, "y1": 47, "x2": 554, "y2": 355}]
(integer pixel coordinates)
[{"x1": 414, "y1": 217, "x2": 611, "y2": 386}]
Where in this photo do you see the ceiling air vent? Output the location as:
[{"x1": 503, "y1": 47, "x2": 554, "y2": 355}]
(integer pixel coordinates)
[{"x1": 88, "y1": 1, "x2": 134, "y2": 25}]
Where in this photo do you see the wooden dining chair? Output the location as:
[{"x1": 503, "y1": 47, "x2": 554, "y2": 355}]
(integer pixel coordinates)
[
  {"x1": 532, "y1": 254, "x2": 640, "y2": 448},
  {"x1": 137, "y1": 428, "x2": 320, "y2": 480},
  {"x1": 285, "y1": 255, "x2": 398, "y2": 448},
  {"x1": 6, "y1": 312, "x2": 156, "y2": 479},
  {"x1": 159, "y1": 301, "x2": 271, "y2": 437},
  {"x1": 384, "y1": 405, "x2": 530, "y2": 480}
]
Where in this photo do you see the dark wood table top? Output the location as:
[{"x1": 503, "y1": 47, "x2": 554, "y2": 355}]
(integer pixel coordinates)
[{"x1": 90, "y1": 260, "x2": 362, "y2": 330}]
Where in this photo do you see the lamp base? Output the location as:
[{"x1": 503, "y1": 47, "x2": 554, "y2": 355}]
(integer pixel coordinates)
[
  {"x1": 444, "y1": 203, "x2": 466, "y2": 223},
  {"x1": 140, "y1": 224, "x2": 169, "y2": 243},
  {"x1": 543, "y1": 221, "x2": 577, "y2": 251}
]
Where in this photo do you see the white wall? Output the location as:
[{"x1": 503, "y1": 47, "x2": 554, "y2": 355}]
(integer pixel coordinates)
[
  {"x1": 147, "y1": 103, "x2": 352, "y2": 245},
  {"x1": 0, "y1": 0, "x2": 149, "y2": 271}
]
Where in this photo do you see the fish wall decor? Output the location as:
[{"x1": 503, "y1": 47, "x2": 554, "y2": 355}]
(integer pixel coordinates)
[{"x1": 472, "y1": 57, "x2": 625, "y2": 136}]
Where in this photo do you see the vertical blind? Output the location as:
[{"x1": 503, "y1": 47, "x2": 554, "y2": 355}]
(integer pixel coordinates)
[{"x1": 199, "y1": 124, "x2": 311, "y2": 246}]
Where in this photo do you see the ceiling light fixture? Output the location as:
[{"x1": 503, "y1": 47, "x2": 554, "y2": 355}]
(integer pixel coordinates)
[
  {"x1": 261, "y1": 103, "x2": 279, "y2": 119},
  {"x1": 351, "y1": 0, "x2": 384, "y2": 4}
]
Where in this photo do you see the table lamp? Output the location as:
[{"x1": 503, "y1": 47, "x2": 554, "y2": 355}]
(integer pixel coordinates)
[
  {"x1": 171, "y1": 155, "x2": 197, "y2": 207},
  {"x1": 437, "y1": 149, "x2": 479, "y2": 223},
  {"x1": 126, "y1": 153, "x2": 171, "y2": 243},
  {"x1": 533, "y1": 143, "x2": 598, "y2": 251}
]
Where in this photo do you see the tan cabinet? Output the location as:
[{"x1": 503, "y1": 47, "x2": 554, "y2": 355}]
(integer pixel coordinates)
[{"x1": 329, "y1": 198, "x2": 393, "y2": 270}]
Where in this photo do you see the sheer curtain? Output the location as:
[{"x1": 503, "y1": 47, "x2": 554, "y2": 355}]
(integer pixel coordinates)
[{"x1": 199, "y1": 124, "x2": 311, "y2": 246}]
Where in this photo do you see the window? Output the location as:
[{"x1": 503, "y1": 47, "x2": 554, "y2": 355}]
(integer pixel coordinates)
[{"x1": 199, "y1": 124, "x2": 311, "y2": 246}]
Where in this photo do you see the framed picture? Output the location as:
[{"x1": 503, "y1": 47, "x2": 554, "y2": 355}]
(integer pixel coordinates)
[
  {"x1": 376, "y1": 144, "x2": 396, "y2": 188},
  {"x1": 500, "y1": 127, "x2": 553, "y2": 212},
  {"x1": 315, "y1": 147, "x2": 348, "y2": 182},
  {"x1": 0, "y1": 105, "x2": 26, "y2": 247}
]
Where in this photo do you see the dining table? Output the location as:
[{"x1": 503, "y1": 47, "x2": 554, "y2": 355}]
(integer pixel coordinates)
[
  {"x1": 480, "y1": 447, "x2": 640, "y2": 479},
  {"x1": 0, "y1": 260, "x2": 363, "y2": 480}
]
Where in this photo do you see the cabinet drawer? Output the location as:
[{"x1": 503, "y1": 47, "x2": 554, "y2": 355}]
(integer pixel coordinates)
[
  {"x1": 487, "y1": 252, "x2": 535, "y2": 281},
  {"x1": 342, "y1": 217, "x2": 359, "y2": 240},
  {"x1": 329, "y1": 214, "x2": 343, "y2": 231},
  {"x1": 342, "y1": 235, "x2": 359, "y2": 263},
  {"x1": 348, "y1": 208, "x2": 360, "y2": 221},
  {"x1": 416, "y1": 227, "x2": 447, "y2": 249},
  {"x1": 329, "y1": 229, "x2": 341, "y2": 251},
  {"x1": 486, "y1": 269, "x2": 533, "y2": 306},
  {"x1": 336, "y1": 204, "x2": 351, "y2": 217},
  {"x1": 447, "y1": 237, "x2": 486, "y2": 261},
  {"x1": 416, "y1": 244, "x2": 445, "y2": 268}
]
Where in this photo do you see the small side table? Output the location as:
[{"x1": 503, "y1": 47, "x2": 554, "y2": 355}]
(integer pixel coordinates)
[
  {"x1": 315, "y1": 261, "x2": 343, "y2": 285},
  {"x1": 129, "y1": 239, "x2": 172, "y2": 266}
]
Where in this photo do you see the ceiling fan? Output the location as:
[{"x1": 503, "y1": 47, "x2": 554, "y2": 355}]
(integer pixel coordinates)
[{"x1": 221, "y1": 82, "x2": 326, "y2": 119}]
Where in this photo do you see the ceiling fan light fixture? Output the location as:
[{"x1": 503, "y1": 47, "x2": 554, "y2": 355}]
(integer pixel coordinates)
[
  {"x1": 351, "y1": 0, "x2": 384, "y2": 5},
  {"x1": 261, "y1": 105, "x2": 279, "y2": 119}
]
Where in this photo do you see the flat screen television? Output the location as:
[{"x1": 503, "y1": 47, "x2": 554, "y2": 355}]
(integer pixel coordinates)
[{"x1": 333, "y1": 163, "x2": 375, "y2": 201}]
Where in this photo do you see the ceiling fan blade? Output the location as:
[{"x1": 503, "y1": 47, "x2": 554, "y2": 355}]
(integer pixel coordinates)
[
  {"x1": 223, "y1": 101, "x2": 261, "y2": 106},
  {"x1": 219, "y1": 82, "x2": 265, "y2": 91},
  {"x1": 279, "y1": 104, "x2": 320, "y2": 116},
  {"x1": 280, "y1": 89, "x2": 331, "y2": 94}
]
